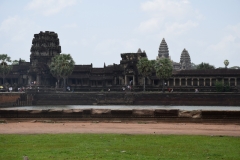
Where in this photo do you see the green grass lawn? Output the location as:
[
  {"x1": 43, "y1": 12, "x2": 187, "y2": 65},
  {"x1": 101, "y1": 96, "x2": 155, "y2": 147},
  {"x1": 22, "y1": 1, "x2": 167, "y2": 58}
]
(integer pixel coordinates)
[{"x1": 0, "y1": 134, "x2": 239, "y2": 160}]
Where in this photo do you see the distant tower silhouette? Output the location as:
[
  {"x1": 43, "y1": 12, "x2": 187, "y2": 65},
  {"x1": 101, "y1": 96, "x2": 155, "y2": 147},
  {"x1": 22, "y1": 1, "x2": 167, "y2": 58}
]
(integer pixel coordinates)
[
  {"x1": 158, "y1": 38, "x2": 169, "y2": 59},
  {"x1": 180, "y1": 48, "x2": 191, "y2": 70}
]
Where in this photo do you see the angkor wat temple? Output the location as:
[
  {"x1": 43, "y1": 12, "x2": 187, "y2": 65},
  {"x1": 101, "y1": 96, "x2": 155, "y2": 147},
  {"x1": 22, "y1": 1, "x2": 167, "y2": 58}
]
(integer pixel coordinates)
[{"x1": 1, "y1": 31, "x2": 240, "y2": 92}]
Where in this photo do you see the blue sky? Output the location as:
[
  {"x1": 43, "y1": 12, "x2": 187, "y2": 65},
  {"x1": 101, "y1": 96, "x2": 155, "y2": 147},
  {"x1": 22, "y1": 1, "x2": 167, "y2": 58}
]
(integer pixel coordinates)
[{"x1": 0, "y1": 0, "x2": 239, "y2": 68}]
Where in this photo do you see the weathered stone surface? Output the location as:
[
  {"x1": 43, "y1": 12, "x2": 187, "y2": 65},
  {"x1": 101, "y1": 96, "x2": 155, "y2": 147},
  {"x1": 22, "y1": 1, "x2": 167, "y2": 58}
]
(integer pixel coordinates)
[
  {"x1": 192, "y1": 110, "x2": 201, "y2": 118},
  {"x1": 63, "y1": 109, "x2": 73, "y2": 113},
  {"x1": 132, "y1": 109, "x2": 154, "y2": 116},
  {"x1": 179, "y1": 110, "x2": 201, "y2": 118},
  {"x1": 48, "y1": 109, "x2": 62, "y2": 113},
  {"x1": 72, "y1": 109, "x2": 83, "y2": 113},
  {"x1": 29, "y1": 110, "x2": 42, "y2": 114},
  {"x1": 179, "y1": 110, "x2": 192, "y2": 118},
  {"x1": 91, "y1": 109, "x2": 111, "y2": 115},
  {"x1": 0, "y1": 93, "x2": 21, "y2": 106}
]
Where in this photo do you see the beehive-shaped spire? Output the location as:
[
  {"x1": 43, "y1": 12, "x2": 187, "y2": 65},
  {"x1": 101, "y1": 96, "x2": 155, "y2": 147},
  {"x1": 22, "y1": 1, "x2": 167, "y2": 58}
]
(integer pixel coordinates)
[
  {"x1": 137, "y1": 48, "x2": 142, "y2": 53},
  {"x1": 180, "y1": 48, "x2": 191, "y2": 70},
  {"x1": 158, "y1": 38, "x2": 169, "y2": 58}
]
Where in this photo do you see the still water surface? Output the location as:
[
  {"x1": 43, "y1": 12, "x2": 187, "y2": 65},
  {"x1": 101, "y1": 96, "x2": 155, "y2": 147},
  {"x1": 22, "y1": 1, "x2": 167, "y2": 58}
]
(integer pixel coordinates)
[{"x1": 1, "y1": 105, "x2": 240, "y2": 111}]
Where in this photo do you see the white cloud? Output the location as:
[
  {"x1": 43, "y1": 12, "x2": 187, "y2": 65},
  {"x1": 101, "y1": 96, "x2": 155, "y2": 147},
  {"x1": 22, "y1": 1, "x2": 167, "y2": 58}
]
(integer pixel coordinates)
[
  {"x1": 207, "y1": 23, "x2": 240, "y2": 67},
  {"x1": 95, "y1": 38, "x2": 140, "y2": 56},
  {"x1": 0, "y1": 16, "x2": 37, "y2": 41},
  {"x1": 26, "y1": 0, "x2": 76, "y2": 16},
  {"x1": 141, "y1": 0, "x2": 190, "y2": 17},
  {"x1": 138, "y1": 0, "x2": 202, "y2": 35},
  {"x1": 138, "y1": 18, "x2": 161, "y2": 33},
  {"x1": 62, "y1": 23, "x2": 78, "y2": 28},
  {"x1": 164, "y1": 21, "x2": 198, "y2": 35}
]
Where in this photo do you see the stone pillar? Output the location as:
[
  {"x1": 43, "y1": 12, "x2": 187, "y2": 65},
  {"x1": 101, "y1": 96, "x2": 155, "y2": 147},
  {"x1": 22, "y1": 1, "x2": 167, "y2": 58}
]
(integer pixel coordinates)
[
  {"x1": 235, "y1": 78, "x2": 237, "y2": 86},
  {"x1": 229, "y1": 78, "x2": 230, "y2": 86},
  {"x1": 204, "y1": 78, "x2": 206, "y2": 86},
  {"x1": 37, "y1": 74, "x2": 41, "y2": 85},
  {"x1": 210, "y1": 78, "x2": 212, "y2": 86},
  {"x1": 125, "y1": 75, "x2": 127, "y2": 86},
  {"x1": 173, "y1": 78, "x2": 175, "y2": 86},
  {"x1": 191, "y1": 78, "x2": 193, "y2": 86},
  {"x1": 168, "y1": 81, "x2": 170, "y2": 86},
  {"x1": 197, "y1": 78, "x2": 199, "y2": 86},
  {"x1": 185, "y1": 78, "x2": 187, "y2": 86},
  {"x1": 133, "y1": 76, "x2": 135, "y2": 86},
  {"x1": 180, "y1": 78, "x2": 182, "y2": 86},
  {"x1": 28, "y1": 75, "x2": 32, "y2": 85}
]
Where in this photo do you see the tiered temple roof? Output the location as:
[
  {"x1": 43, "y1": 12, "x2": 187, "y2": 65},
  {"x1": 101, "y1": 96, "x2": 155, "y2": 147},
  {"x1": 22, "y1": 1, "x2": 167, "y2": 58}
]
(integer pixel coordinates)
[
  {"x1": 158, "y1": 38, "x2": 169, "y2": 59},
  {"x1": 180, "y1": 48, "x2": 191, "y2": 70}
]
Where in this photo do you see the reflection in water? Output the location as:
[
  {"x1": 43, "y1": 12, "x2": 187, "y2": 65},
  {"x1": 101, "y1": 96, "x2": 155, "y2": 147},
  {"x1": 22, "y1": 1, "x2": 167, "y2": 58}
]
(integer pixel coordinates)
[{"x1": 1, "y1": 105, "x2": 240, "y2": 111}]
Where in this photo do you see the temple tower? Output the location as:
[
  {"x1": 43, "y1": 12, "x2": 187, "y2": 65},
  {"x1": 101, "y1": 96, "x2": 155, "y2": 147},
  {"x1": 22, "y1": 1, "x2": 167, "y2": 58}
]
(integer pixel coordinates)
[
  {"x1": 158, "y1": 38, "x2": 169, "y2": 59},
  {"x1": 180, "y1": 48, "x2": 191, "y2": 70},
  {"x1": 30, "y1": 31, "x2": 61, "y2": 66},
  {"x1": 28, "y1": 31, "x2": 61, "y2": 85}
]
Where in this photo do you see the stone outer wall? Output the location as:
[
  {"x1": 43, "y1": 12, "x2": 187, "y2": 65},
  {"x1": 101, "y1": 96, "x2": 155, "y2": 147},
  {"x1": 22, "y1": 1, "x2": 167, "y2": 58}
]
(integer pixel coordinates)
[
  {"x1": 31, "y1": 92, "x2": 240, "y2": 106},
  {"x1": 0, "y1": 93, "x2": 33, "y2": 107},
  {"x1": 1, "y1": 92, "x2": 240, "y2": 106},
  {"x1": 0, "y1": 93, "x2": 21, "y2": 107}
]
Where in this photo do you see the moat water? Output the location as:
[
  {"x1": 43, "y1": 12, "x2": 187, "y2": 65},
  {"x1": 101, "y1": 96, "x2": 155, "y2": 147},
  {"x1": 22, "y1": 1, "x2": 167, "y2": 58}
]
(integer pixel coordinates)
[{"x1": 1, "y1": 105, "x2": 240, "y2": 111}]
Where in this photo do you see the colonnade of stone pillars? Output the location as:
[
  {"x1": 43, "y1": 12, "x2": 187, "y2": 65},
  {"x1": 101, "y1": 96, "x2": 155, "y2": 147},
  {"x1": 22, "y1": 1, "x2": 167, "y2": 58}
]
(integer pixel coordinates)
[{"x1": 171, "y1": 77, "x2": 237, "y2": 87}]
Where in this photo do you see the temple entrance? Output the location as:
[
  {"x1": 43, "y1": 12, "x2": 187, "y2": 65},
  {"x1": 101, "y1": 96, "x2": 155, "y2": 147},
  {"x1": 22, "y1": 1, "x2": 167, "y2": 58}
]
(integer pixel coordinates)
[{"x1": 125, "y1": 75, "x2": 135, "y2": 86}]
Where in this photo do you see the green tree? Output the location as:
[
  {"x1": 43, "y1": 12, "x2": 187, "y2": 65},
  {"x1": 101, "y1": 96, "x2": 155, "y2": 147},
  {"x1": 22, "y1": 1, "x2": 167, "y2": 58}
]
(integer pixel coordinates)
[
  {"x1": 154, "y1": 58, "x2": 173, "y2": 92},
  {"x1": 0, "y1": 54, "x2": 12, "y2": 86},
  {"x1": 215, "y1": 81, "x2": 230, "y2": 92},
  {"x1": 137, "y1": 57, "x2": 153, "y2": 91},
  {"x1": 49, "y1": 54, "x2": 75, "y2": 91},
  {"x1": 196, "y1": 62, "x2": 215, "y2": 69},
  {"x1": 191, "y1": 63, "x2": 197, "y2": 69},
  {"x1": 12, "y1": 59, "x2": 26, "y2": 65},
  {"x1": 230, "y1": 66, "x2": 240, "y2": 69}
]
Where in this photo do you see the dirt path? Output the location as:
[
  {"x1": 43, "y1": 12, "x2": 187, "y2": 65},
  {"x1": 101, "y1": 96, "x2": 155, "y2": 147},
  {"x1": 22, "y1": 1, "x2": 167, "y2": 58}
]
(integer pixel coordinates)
[{"x1": 0, "y1": 121, "x2": 240, "y2": 136}]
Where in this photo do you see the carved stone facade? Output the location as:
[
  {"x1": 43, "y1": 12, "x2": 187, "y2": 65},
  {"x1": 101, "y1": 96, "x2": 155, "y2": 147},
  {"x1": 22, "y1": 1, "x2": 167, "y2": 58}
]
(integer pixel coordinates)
[
  {"x1": 28, "y1": 31, "x2": 61, "y2": 86},
  {"x1": 1, "y1": 31, "x2": 240, "y2": 92}
]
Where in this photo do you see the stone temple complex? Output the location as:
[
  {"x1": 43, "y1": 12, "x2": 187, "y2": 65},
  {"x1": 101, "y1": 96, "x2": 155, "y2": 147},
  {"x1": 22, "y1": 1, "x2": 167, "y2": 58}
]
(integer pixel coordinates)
[{"x1": 0, "y1": 31, "x2": 240, "y2": 92}]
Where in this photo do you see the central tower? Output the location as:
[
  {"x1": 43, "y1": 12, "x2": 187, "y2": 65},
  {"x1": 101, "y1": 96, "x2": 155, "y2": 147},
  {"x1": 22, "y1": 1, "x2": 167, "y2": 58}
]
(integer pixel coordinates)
[
  {"x1": 158, "y1": 38, "x2": 169, "y2": 59},
  {"x1": 28, "y1": 31, "x2": 61, "y2": 85}
]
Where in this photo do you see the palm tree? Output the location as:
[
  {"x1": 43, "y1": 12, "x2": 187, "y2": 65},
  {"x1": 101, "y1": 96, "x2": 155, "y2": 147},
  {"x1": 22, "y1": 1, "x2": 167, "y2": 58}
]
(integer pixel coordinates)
[
  {"x1": 224, "y1": 60, "x2": 229, "y2": 68},
  {"x1": 49, "y1": 54, "x2": 75, "y2": 91},
  {"x1": 0, "y1": 54, "x2": 12, "y2": 86},
  {"x1": 154, "y1": 58, "x2": 173, "y2": 92},
  {"x1": 137, "y1": 57, "x2": 153, "y2": 91}
]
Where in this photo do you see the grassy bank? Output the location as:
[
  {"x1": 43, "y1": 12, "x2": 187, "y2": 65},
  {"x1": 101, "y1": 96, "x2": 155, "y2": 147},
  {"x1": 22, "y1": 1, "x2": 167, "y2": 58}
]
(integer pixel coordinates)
[{"x1": 0, "y1": 134, "x2": 239, "y2": 160}]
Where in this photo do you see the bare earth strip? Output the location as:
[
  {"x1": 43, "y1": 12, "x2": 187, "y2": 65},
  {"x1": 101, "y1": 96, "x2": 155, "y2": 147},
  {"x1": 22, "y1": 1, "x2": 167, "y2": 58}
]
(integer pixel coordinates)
[{"x1": 0, "y1": 122, "x2": 240, "y2": 136}]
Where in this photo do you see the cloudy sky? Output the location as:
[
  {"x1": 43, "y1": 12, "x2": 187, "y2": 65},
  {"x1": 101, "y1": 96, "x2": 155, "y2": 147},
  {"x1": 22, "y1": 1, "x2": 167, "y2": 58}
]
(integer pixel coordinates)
[{"x1": 0, "y1": 0, "x2": 239, "y2": 68}]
